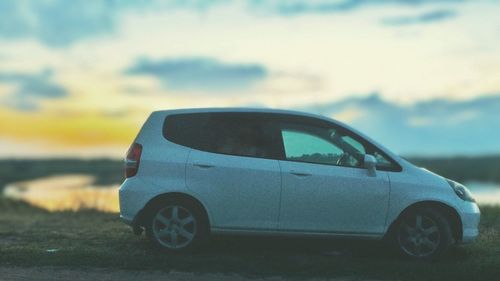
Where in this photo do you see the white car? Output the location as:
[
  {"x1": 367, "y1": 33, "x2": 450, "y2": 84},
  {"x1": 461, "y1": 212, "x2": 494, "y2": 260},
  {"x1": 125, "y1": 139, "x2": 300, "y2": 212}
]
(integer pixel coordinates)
[{"x1": 119, "y1": 108, "x2": 480, "y2": 259}]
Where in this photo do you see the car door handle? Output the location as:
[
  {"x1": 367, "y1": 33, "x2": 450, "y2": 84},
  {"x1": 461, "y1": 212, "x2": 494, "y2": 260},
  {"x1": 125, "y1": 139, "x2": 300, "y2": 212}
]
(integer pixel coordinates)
[
  {"x1": 193, "y1": 163, "x2": 214, "y2": 169},
  {"x1": 290, "y1": 171, "x2": 312, "y2": 177}
]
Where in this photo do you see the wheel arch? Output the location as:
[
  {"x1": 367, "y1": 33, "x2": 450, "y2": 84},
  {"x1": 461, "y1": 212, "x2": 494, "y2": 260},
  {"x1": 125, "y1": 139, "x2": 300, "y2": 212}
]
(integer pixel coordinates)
[
  {"x1": 385, "y1": 200, "x2": 463, "y2": 242},
  {"x1": 134, "y1": 192, "x2": 211, "y2": 230}
]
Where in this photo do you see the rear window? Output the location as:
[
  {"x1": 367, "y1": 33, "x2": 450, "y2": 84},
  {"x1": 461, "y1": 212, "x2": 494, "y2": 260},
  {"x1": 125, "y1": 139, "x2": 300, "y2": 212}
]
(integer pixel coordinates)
[{"x1": 163, "y1": 112, "x2": 281, "y2": 159}]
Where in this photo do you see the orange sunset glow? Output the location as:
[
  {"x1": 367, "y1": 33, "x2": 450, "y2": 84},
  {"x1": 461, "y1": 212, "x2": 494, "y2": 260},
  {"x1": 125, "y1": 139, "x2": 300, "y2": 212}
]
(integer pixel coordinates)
[{"x1": 0, "y1": 0, "x2": 499, "y2": 157}]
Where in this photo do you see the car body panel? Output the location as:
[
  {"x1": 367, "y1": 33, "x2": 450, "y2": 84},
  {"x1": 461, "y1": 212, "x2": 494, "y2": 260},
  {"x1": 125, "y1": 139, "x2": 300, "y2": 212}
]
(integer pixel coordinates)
[
  {"x1": 186, "y1": 149, "x2": 282, "y2": 230},
  {"x1": 278, "y1": 160, "x2": 390, "y2": 235}
]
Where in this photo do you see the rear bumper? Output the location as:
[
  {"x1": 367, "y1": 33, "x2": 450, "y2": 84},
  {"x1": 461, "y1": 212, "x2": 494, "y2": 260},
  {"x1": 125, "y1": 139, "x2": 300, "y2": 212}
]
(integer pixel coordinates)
[
  {"x1": 120, "y1": 214, "x2": 134, "y2": 225},
  {"x1": 119, "y1": 177, "x2": 152, "y2": 226},
  {"x1": 458, "y1": 202, "x2": 481, "y2": 244}
]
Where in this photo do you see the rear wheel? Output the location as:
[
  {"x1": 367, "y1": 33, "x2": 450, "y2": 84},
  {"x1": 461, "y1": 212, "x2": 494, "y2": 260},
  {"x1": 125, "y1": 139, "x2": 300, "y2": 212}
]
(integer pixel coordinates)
[
  {"x1": 145, "y1": 199, "x2": 207, "y2": 252},
  {"x1": 395, "y1": 207, "x2": 452, "y2": 259}
]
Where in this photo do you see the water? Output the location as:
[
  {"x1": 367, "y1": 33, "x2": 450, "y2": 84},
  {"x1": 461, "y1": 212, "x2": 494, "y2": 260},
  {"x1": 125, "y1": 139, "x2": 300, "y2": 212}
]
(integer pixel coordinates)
[
  {"x1": 3, "y1": 175, "x2": 119, "y2": 212},
  {"x1": 466, "y1": 181, "x2": 500, "y2": 206},
  {"x1": 2, "y1": 176, "x2": 499, "y2": 212}
]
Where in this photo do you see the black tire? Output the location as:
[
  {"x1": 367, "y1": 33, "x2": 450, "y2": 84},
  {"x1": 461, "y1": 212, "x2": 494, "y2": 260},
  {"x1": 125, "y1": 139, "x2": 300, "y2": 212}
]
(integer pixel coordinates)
[
  {"x1": 145, "y1": 198, "x2": 208, "y2": 253},
  {"x1": 392, "y1": 207, "x2": 452, "y2": 260}
]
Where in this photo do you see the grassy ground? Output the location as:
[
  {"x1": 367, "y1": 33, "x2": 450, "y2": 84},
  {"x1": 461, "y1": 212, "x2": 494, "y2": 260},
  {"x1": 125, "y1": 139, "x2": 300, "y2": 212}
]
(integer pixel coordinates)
[{"x1": 0, "y1": 197, "x2": 499, "y2": 281}]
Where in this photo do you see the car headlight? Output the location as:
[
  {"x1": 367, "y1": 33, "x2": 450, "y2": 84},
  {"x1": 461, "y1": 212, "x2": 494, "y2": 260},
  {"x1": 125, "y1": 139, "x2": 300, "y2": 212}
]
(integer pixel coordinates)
[{"x1": 446, "y1": 179, "x2": 475, "y2": 202}]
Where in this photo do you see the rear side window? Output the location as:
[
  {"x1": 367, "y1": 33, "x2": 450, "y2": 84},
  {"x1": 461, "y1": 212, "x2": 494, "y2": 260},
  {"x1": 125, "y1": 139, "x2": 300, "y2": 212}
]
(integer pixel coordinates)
[
  {"x1": 163, "y1": 113, "x2": 280, "y2": 159},
  {"x1": 163, "y1": 113, "x2": 213, "y2": 152}
]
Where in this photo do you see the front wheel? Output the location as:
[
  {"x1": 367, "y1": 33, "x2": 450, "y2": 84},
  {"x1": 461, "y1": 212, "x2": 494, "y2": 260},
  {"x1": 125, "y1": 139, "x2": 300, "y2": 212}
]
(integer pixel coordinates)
[
  {"x1": 145, "y1": 200, "x2": 207, "y2": 252},
  {"x1": 395, "y1": 207, "x2": 452, "y2": 259}
]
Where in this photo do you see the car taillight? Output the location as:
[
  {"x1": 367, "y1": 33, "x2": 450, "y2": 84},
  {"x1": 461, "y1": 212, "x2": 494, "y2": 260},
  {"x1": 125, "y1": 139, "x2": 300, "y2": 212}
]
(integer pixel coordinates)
[{"x1": 125, "y1": 143, "x2": 142, "y2": 178}]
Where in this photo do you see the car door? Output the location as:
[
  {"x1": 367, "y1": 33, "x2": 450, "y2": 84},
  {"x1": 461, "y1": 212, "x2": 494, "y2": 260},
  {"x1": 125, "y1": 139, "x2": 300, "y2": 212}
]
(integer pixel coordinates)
[
  {"x1": 277, "y1": 120, "x2": 391, "y2": 235},
  {"x1": 185, "y1": 113, "x2": 283, "y2": 231}
]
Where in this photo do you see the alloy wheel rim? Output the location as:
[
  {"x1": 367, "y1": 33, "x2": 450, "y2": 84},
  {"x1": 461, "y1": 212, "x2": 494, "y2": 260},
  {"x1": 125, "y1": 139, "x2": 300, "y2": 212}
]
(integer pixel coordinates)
[
  {"x1": 152, "y1": 205, "x2": 197, "y2": 249},
  {"x1": 397, "y1": 214, "x2": 441, "y2": 257}
]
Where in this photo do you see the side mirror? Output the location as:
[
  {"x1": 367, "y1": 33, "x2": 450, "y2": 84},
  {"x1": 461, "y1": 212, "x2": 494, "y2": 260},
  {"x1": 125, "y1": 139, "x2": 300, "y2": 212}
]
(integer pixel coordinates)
[{"x1": 364, "y1": 154, "x2": 377, "y2": 177}]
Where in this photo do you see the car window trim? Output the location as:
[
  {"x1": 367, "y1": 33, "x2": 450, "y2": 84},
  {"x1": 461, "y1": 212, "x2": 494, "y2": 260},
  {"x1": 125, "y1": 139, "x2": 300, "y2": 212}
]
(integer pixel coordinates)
[{"x1": 163, "y1": 112, "x2": 402, "y2": 172}]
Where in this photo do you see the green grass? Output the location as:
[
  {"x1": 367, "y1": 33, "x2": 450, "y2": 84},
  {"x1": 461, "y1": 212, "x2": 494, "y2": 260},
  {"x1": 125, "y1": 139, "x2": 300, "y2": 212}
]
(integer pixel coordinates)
[{"x1": 0, "y1": 197, "x2": 499, "y2": 280}]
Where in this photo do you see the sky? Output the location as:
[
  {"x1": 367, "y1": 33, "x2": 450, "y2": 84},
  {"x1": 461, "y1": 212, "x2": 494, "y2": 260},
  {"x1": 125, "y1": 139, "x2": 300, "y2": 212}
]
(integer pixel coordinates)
[{"x1": 0, "y1": 0, "x2": 499, "y2": 158}]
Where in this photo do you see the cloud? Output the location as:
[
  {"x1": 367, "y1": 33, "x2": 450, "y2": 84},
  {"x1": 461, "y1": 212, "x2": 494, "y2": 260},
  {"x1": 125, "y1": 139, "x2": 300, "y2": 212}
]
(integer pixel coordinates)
[
  {"x1": 125, "y1": 57, "x2": 268, "y2": 92},
  {"x1": 0, "y1": 0, "x2": 469, "y2": 47},
  {"x1": 0, "y1": 69, "x2": 68, "y2": 110},
  {"x1": 250, "y1": 0, "x2": 465, "y2": 16},
  {"x1": 0, "y1": 0, "x2": 231, "y2": 47},
  {"x1": 0, "y1": 0, "x2": 117, "y2": 47},
  {"x1": 382, "y1": 9, "x2": 456, "y2": 25},
  {"x1": 300, "y1": 93, "x2": 500, "y2": 155}
]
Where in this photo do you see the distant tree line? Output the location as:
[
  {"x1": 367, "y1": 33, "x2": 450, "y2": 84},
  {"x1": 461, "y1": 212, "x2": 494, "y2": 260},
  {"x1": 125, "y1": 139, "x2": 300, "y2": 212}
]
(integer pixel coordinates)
[
  {"x1": 0, "y1": 155, "x2": 499, "y2": 191},
  {"x1": 0, "y1": 159, "x2": 124, "y2": 191},
  {"x1": 407, "y1": 156, "x2": 500, "y2": 184},
  {"x1": 289, "y1": 153, "x2": 341, "y2": 165}
]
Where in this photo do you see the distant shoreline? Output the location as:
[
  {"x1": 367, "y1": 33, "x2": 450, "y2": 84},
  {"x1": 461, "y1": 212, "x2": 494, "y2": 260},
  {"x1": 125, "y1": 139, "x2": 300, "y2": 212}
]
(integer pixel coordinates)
[{"x1": 1, "y1": 156, "x2": 499, "y2": 191}]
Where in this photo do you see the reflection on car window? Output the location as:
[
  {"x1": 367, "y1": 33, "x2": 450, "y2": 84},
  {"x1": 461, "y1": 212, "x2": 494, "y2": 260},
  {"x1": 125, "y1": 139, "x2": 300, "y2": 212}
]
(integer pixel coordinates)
[
  {"x1": 341, "y1": 135, "x2": 365, "y2": 154},
  {"x1": 279, "y1": 121, "x2": 400, "y2": 171},
  {"x1": 282, "y1": 130, "x2": 343, "y2": 165},
  {"x1": 281, "y1": 126, "x2": 365, "y2": 168},
  {"x1": 373, "y1": 151, "x2": 394, "y2": 169}
]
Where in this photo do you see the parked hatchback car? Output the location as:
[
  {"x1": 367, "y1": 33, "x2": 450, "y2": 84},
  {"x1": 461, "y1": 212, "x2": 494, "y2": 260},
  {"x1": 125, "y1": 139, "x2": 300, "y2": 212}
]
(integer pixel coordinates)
[{"x1": 119, "y1": 108, "x2": 480, "y2": 259}]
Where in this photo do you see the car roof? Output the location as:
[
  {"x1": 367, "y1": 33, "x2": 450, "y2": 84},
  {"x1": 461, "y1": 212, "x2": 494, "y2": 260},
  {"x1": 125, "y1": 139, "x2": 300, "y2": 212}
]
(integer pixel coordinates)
[
  {"x1": 154, "y1": 107, "x2": 332, "y2": 121},
  {"x1": 154, "y1": 107, "x2": 361, "y2": 141}
]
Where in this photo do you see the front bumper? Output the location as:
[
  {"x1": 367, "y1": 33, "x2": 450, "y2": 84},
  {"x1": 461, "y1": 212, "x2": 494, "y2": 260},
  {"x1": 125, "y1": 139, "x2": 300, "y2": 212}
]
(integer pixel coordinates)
[{"x1": 458, "y1": 202, "x2": 481, "y2": 244}]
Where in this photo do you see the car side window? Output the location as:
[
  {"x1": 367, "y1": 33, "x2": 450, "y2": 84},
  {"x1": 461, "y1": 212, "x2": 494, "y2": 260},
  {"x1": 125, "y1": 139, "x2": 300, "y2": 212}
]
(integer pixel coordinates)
[
  {"x1": 210, "y1": 116, "x2": 278, "y2": 159},
  {"x1": 282, "y1": 130, "x2": 343, "y2": 165},
  {"x1": 164, "y1": 113, "x2": 280, "y2": 159},
  {"x1": 164, "y1": 112, "x2": 401, "y2": 170},
  {"x1": 373, "y1": 151, "x2": 395, "y2": 169},
  {"x1": 280, "y1": 124, "x2": 366, "y2": 168}
]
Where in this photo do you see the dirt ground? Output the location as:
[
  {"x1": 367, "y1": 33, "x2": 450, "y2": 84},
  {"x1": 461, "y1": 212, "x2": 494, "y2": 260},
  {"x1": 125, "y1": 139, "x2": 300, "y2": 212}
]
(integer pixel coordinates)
[{"x1": 0, "y1": 266, "x2": 373, "y2": 281}]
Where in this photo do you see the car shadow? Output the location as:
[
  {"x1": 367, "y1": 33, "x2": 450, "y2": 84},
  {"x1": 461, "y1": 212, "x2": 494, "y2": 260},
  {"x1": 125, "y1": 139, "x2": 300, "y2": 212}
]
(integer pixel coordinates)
[
  {"x1": 200, "y1": 235, "x2": 392, "y2": 258},
  {"x1": 136, "y1": 234, "x2": 474, "y2": 279},
  {"x1": 196, "y1": 235, "x2": 472, "y2": 261}
]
